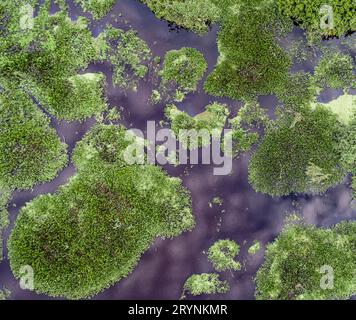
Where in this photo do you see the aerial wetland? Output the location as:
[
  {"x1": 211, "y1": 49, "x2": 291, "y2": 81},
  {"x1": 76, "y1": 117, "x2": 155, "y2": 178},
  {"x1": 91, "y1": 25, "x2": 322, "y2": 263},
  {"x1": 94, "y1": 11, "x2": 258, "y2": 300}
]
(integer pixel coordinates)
[{"x1": 0, "y1": 0, "x2": 355, "y2": 300}]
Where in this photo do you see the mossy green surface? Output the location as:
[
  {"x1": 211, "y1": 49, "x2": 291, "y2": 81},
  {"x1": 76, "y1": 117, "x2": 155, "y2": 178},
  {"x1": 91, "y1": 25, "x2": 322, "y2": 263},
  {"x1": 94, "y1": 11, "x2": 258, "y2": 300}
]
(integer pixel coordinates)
[
  {"x1": 255, "y1": 221, "x2": 356, "y2": 300},
  {"x1": 141, "y1": 0, "x2": 220, "y2": 33},
  {"x1": 160, "y1": 47, "x2": 207, "y2": 97},
  {"x1": 314, "y1": 52, "x2": 355, "y2": 90},
  {"x1": 207, "y1": 239, "x2": 241, "y2": 272},
  {"x1": 0, "y1": 189, "x2": 11, "y2": 263},
  {"x1": 75, "y1": 0, "x2": 116, "y2": 20},
  {"x1": 8, "y1": 124, "x2": 195, "y2": 299},
  {"x1": 184, "y1": 273, "x2": 230, "y2": 296},
  {"x1": 278, "y1": 0, "x2": 356, "y2": 38},
  {"x1": 248, "y1": 241, "x2": 262, "y2": 255},
  {"x1": 248, "y1": 106, "x2": 344, "y2": 196},
  {"x1": 204, "y1": 0, "x2": 292, "y2": 101},
  {"x1": 0, "y1": 89, "x2": 67, "y2": 190},
  {"x1": 339, "y1": 109, "x2": 356, "y2": 173}
]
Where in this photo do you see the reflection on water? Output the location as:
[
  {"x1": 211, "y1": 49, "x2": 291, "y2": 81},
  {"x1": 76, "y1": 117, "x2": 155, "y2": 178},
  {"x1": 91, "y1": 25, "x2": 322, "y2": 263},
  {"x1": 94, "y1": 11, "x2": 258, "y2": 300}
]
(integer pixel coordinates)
[{"x1": 0, "y1": 0, "x2": 355, "y2": 300}]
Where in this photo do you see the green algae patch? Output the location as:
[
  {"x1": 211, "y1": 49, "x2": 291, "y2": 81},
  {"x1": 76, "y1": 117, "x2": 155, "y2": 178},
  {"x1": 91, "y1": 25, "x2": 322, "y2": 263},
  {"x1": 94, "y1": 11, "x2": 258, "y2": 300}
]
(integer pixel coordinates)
[
  {"x1": 313, "y1": 94, "x2": 356, "y2": 126},
  {"x1": 74, "y1": 0, "x2": 116, "y2": 20},
  {"x1": 248, "y1": 241, "x2": 262, "y2": 255},
  {"x1": 8, "y1": 124, "x2": 195, "y2": 299},
  {"x1": 339, "y1": 110, "x2": 356, "y2": 173},
  {"x1": 0, "y1": 189, "x2": 11, "y2": 263},
  {"x1": 165, "y1": 103, "x2": 229, "y2": 149},
  {"x1": 184, "y1": 273, "x2": 229, "y2": 296},
  {"x1": 0, "y1": 89, "x2": 67, "y2": 190},
  {"x1": 248, "y1": 106, "x2": 344, "y2": 196},
  {"x1": 0, "y1": 287, "x2": 11, "y2": 300},
  {"x1": 278, "y1": 0, "x2": 356, "y2": 38},
  {"x1": 314, "y1": 52, "x2": 355, "y2": 90},
  {"x1": 141, "y1": 0, "x2": 220, "y2": 33},
  {"x1": 255, "y1": 221, "x2": 356, "y2": 300},
  {"x1": 207, "y1": 239, "x2": 241, "y2": 272}
]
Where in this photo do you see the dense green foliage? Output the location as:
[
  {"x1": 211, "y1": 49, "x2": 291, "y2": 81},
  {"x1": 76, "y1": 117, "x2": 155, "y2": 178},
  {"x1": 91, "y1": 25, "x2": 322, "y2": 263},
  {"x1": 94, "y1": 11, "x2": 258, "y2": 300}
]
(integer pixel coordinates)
[
  {"x1": 0, "y1": 0, "x2": 107, "y2": 121},
  {"x1": 184, "y1": 273, "x2": 229, "y2": 296},
  {"x1": 75, "y1": 0, "x2": 116, "y2": 19},
  {"x1": 278, "y1": 0, "x2": 356, "y2": 38},
  {"x1": 141, "y1": 0, "x2": 220, "y2": 33},
  {"x1": 165, "y1": 103, "x2": 229, "y2": 149},
  {"x1": 161, "y1": 47, "x2": 207, "y2": 92},
  {"x1": 8, "y1": 124, "x2": 195, "y2": 299},
  {"x1": 314, "y1": 52, "x2": 355, "y2": 90},
  {"x1": 207, "y1": 239, "x2": 241, "y2": 272},
  {"x1": 255, "y1": 221, "x2": 356, "y2": 300},
  {"x1": 339, "y1": 109, "x2": 356, "y2": 173},
  {"x1": 249, "y1": 106, "x2": 344, "y2": 196},
  {"x1": 204, "y1": 0, "x2": 292, "y2": 100},
  {"x1": 0, "y1": 89, "x2": 67, "y2": 190}
]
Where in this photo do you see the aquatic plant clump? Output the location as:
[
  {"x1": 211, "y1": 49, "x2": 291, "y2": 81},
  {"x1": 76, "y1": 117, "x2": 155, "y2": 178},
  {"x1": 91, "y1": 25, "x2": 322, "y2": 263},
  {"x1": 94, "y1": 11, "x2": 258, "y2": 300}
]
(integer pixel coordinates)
[
  {"x1": 0, "y1": 189, "x2": 11, "y2": 262},
  {"x1": 339, "y1": 110, "x2": 356, "y2": 173},
  {"x1": 74, "y1": 0, "x2": 116, "y2": 19},
  {"x1": 184, "y1": 273, "x2": 230, "y2": 296},
  {"x1": 255, "y1": 222, "x2": 356, "y2": 300},
  {"x1": 8, "y1": 124, "x2": 195, "y2": 299},
  {"x1": 204, "y1": 1, "x2": 292, "y2": 101},
  {"x1": 278, "y1": 0, "x2": 356, "y2": 38},
  {"x1": 0, "y1": 89, "x2": 67, "y2": 190},
  {"x1": 207, "y1": 239, "x2": 241, "y2": 272},
  {"x1": 248, "y1": 241, "x2": 262, "y2": 255},
  {"x1": 249, "y1": 106, "x2": 344, "y2": 196},
  {"x1": 141, "y1": 0, "x2": 220, "y2": 33},
  {"x1": 160, "y1": 47, "x2": 207, "y2": 93},
  {"x1": 314, "y1": 52, "x2": 355, "y2": 90}
]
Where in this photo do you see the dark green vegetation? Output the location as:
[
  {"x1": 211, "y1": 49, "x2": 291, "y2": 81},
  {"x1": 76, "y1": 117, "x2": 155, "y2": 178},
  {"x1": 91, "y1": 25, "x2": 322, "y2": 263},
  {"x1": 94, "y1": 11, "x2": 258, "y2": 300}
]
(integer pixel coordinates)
[
  {"x1": 0, "y1": 89, "x2": 67, "y2": 190},
  {"x1": 207, "y1": 239, "x2": 241, "y2": 272},
  {"x1": 204, "y1": 0, "x2": 292, "y2": 101},
  {"x1": 0, "y1": 0, "x2": 108, "y2": 121},
  {"x1": 278, "y1": 0, "x2": 356, "y2": 38},
  {"x1": 249, "y1": 106, "x2": 344, "y2": 196},
  {"x1": 156, "y1": 47, "x2": 207, "y2": 103},
  {"x1": 255, "y1": 221, "x2": 356, "y2": 300},
  {"x1": 165, "y1": 103, "x2": 229, "y2": 149},
  {"x1": 183, "y1": 273, "x2": 229, "y2": 296},
  {"x1": 74, "y1": 0, "x2": 116, "y2": 19},
  {"x1": 8, "y1": 124, "x2": 195, "y2": 299},
  {"x1": 141, "y1": 0, "x2": 220, "y2": 33},
  {"x1": 314, "y1": 52, "x2": 355, "y2": 90}
]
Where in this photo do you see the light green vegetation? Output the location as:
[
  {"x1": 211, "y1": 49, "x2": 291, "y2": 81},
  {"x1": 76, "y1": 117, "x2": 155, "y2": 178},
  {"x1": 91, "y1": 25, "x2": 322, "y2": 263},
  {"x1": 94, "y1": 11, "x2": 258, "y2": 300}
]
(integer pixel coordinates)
[
  {"x1": 276, "y1": 73, "x2": 317, "y2": 110},
  {"x1": 225, "y1": 100, "x2": 268, "y2": 158},
  {"x1": 165, "y1": 103, "x2": 229, "y2": 149},
  {"x1": 8, "y1": 124, "x2": 195, "y2": 299},
  {"x1": 255, "y1": 221, "x2": 356, "y2": 300},
  {"x1": 314, "y1": 52, "x2": 355, "y2": 90},
  {"x1": 141, "y1": 0, "x2": 220, "y2": 33},
  {"x1": 0, "y1": 1, "x2": 108, "y2": 121},
  {"x1": 313, "y1": 94, "x2": 356, "y2": 125},
  {"x1": 157, "y1": 48, "x2": 207, "y2": 102},
  {"x1": 278, "y1": 0, "x2": 356, "y2": 38},
  {"x1": 339, "y1": 110, "x2": 356, "y2": 174},
  {"x1": 249, "y1": 106, "x2": 344, "y2": 196},
  {"x1": 248, "y1": 241, "x2": 262, "y2": 255},
  {"x1": 207, "y1": 239, "x2": 241, "y2": 272},
  {"x1": 0, "y1": 89, "x2": 67, "y2": 190},
  {"x1": 204, "y1": 0, "x2": 292, "y2": 100},
  {"x1": 74, "y1": 0, "x2": 116, "y2": 19},
  {"x1": 100, "y1": 26, "x2": 154, "y2": 91},
  {"x1": 184, "y1": 273, "x2": 229, "y2": 296},
  {"x1": 0, "y1": 287, "x2": 11, "y2": 300}
]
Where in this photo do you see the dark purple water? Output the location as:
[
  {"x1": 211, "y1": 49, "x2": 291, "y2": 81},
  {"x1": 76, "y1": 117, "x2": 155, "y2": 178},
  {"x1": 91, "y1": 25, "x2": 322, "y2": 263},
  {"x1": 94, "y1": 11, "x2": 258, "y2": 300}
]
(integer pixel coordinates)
[{"x1": 0, "y1": 0, "x2": 355, "y2": 300}]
